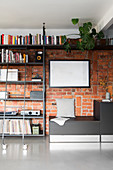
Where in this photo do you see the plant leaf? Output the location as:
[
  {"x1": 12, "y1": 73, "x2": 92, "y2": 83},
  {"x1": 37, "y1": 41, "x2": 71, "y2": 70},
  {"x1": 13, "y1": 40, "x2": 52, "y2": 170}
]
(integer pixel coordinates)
[
  {"x1": 96, "y1": 31, "x2": 104, "y2": 40},
  {"x1": 62, "y1": 35, "x2": 67, "y2": 43},
  {"x1": 91, "y1": 28, "x2": 96, "y2": 35},
  {"x1": 63, "y1": 41, "x2": 71, "y2": 53},
  {"x1": 71, "y1": 18, "x2": 79, "y2": 25},
  {"x1": 79, "y1": 27, "x2": 84, "y2": 34}
]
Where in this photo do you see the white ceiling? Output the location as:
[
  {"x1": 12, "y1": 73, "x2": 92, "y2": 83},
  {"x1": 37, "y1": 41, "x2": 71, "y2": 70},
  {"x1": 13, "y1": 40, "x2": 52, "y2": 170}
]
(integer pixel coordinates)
[{"x1": 0, "y1": 0, "x2": 113, "y2": 29}]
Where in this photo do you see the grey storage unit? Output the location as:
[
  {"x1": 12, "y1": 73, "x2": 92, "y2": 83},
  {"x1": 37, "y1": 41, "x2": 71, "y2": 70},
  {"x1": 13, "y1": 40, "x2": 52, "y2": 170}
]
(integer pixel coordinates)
[
  {"x1": 94, "y1": 100, "x2": 113, "y2": 135},
  {"x1": 50, "y1": 117, "x2": 100, "y2": 135}
]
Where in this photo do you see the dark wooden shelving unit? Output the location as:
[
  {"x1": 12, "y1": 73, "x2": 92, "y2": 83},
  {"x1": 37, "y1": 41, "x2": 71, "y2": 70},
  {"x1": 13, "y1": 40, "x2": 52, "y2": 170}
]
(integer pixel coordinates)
[{"x1": 0, "y1": 44, "x2": 113, "y2": 50}]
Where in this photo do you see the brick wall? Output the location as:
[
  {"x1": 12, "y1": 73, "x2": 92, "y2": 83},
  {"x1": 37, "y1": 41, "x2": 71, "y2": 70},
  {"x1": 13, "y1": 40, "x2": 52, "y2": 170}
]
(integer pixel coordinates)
[
  {"x1": 45, "y1": 50, "x2": 113, "y2": 134},
  {"x1": 0, "y1": 49, "x2": 113, "y2": 135}
]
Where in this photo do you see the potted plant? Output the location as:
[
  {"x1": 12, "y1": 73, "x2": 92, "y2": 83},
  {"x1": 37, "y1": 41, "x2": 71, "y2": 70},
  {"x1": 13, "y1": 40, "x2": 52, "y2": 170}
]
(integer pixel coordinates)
[{"x1": 64, "y1": 18, "x2": 104, "y2": 52}]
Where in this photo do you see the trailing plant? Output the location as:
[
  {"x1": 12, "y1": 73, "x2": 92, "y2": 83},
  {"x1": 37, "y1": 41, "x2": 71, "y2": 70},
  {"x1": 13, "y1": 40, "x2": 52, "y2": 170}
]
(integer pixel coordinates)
[{"x1": 64, "y1": 18, "x2": 104, "y2": 52}]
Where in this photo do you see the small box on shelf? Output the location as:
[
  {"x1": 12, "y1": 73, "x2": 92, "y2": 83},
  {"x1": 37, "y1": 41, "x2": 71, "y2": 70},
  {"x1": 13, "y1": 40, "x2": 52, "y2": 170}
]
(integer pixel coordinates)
[
  {"x1": 32, "y1": 124, "x2": 39, "y2": 135},
  {"x1": 30, "y1": 91, "x2": 43, "y2": 100},
  {"x1": 0, "y1": 69, "x2": 18, "y2": 81}
]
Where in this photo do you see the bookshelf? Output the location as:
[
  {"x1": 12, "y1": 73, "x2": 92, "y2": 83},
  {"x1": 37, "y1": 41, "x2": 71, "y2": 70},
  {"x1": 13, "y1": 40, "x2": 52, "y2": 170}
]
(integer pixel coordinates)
[{"x1": 0, "y1": 43, "x2": 46, "y2": 138}]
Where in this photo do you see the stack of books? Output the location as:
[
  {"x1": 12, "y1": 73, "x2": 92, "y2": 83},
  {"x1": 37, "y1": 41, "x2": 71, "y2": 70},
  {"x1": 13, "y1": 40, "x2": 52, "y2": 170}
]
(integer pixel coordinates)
[
  {"x1": 0, "y1": 119, "x2": 32, "y2": 135},
  {"x1": 0, "y1": 49, "x2": 28, "y2": 63}
]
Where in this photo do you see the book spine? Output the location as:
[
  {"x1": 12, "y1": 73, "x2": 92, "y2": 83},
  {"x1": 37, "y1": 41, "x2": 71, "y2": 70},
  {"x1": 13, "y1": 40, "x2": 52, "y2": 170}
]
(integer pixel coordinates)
[
  {"x1": 2, "y1": 49, "x2": 4, "y2": 63},
  {"x1": 26, "y1": 54, "x2": 28, "y2": 63},
  {"x1": 2, "y1": 34, "x2": 4, "y2": 44},
  {"x1": 6, "y1": 49, "x2": 9, "y2": 63},
  {"x1": 23, "y1": 54, "x2": 26, "y2": 63}
]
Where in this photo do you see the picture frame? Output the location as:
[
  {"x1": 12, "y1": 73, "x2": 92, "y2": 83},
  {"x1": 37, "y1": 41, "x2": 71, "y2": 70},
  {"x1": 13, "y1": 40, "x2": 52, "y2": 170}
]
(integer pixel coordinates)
[{"x1": 49, "y1": 60, "x2": 90, "y2": 88}]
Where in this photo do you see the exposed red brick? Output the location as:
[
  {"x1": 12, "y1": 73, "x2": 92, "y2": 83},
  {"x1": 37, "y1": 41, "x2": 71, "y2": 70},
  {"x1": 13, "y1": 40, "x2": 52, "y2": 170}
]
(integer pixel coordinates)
[
  {"x1": 76, "y1": 108, "x2": 81, "y2": 116},
  {"x1": 76, "y1": 97, "x2": 81, "y2": 107}
]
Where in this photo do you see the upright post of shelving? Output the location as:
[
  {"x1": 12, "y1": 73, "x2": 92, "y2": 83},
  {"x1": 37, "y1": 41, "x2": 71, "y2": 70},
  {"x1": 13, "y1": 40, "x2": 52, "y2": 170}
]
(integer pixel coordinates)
[
  {"x1": 22, "y1": 47, "x2": 27, "y2": 150},
  {"x1": 43, "y1": 23, "x2": 46, "y2": 136},
  {"x1": 43, "y1": 23, "x2": 45, "y2": 45},
  {"x1": 2, "y1": 63, "x2": 9, "y2": 149},
  {"x1": 43, "y1": 46, "x2": 46, "y2": 136}
]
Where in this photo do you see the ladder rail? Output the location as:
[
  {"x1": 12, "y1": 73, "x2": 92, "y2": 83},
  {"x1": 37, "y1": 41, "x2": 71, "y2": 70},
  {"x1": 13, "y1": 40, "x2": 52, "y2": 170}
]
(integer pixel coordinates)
[
  {"x1": 22, "y1": 47, "x2": 27, "y2": 146},
  {"x1": 2, "y1": 62, "x2": 9, "y2": 144}
]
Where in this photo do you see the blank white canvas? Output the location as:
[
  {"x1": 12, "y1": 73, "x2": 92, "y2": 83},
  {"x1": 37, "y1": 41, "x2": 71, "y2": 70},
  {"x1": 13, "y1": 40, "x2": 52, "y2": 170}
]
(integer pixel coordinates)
[{"x1": 50, "y1": 61, "x2": 89, "y2": 87}]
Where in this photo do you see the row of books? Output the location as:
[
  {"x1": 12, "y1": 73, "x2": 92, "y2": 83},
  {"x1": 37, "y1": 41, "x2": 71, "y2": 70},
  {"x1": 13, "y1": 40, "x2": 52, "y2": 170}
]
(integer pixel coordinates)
[
  {"x1": 0, "y1": 119, "x2": 31, "y2": 134},
  {"x1": 0, "y1": 34, "x2": 65, "y2": 45},
  {"x1": 0, "y1": 49, "x2": 28, "y2": 63},
  {"x1": 43, "y1": 35, "x2": 65, "y2": 45}
]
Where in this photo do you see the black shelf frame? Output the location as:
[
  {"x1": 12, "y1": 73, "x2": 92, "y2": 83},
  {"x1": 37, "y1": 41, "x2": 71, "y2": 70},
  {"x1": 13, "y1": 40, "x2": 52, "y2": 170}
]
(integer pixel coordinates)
[
  {"x1": 0, "y1": 62, "x2": 43, "y2": 65},
  {"x1": 0, "y1": 44, "x2": 113, "y2": 50},
  {"x1": 0, "y1": 115, "x2": 43, "y2": 119},
  {"x1": 0, "y1": 25, "x2": 46, "y2": 139},
  {"x1": 0, "y1": 134, "x2": 44, "y2": 137},
  {"x1": 0, "y1": 80, "x2": 43, "y2": 84},
  {"x1": 0, "y1": 98, "x2": 43, "y2": 101}
]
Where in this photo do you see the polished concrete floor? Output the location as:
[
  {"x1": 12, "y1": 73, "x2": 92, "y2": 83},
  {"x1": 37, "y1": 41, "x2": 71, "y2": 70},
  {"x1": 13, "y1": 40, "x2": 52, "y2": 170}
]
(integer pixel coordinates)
[{"x1": 0, "y1": 137, "x2": 113, "y2": 170}]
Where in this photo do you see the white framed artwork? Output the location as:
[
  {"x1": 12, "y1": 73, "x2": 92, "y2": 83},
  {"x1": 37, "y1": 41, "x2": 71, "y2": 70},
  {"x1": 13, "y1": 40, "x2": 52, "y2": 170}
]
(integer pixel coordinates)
[{"x1": 49, "y1": 60, "x2": 90, "y2": 88}]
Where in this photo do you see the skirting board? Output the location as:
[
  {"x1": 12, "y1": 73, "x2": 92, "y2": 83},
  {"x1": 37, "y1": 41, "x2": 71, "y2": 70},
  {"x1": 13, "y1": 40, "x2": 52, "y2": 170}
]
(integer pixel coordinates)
[
  {"x1": 101, "y1": 135, "x2": 113, "y2": 142},
  {"x1": 50, "y1": 135, "x2": 100, "y2": 143}
]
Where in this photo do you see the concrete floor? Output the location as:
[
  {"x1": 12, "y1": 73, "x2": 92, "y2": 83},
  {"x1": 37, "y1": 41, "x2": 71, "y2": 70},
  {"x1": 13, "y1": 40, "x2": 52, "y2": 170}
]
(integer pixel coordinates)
[{"x1": 0, "y1": 137, "x2": 113, "y2": 170}]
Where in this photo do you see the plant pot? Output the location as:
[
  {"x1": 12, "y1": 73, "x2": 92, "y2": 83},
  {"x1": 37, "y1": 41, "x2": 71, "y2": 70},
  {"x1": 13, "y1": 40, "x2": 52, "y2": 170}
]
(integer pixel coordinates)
[
  {"x1": 95, "y1": 39, "x2": 106, "y2": 46},
  {"x1": 68, "y1": 38, "x2": 81, "y2": 45}
]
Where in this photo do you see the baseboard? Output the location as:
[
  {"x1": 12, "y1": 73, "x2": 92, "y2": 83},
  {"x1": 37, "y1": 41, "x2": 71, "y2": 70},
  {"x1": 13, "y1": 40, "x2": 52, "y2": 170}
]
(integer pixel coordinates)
[
  {"x1": 50, "y1": 135, "x2": 100, "y2": 143},
  {"x1": 101, "y1": 135, "x2": 113, "y2": 142}
]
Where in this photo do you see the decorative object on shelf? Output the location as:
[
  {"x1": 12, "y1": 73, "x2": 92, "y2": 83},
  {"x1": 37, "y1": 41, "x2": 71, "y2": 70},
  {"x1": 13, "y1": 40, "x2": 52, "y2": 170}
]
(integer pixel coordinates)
[
  {"x1": 0, "y1": 111, "x2": 17, "y2": 115},
  {"x1": 106, "y1": 92, "x2": 110, "y2": 100},
  {"x1": 35, "y1": 51, "x2": 43, "y2": 63},
  {"x1": 99, "y1": 76, "x2": 110, "y2": 100},
  {"x1": 63, "y1": 18, "x2": 104, "y2": 52},
  {"x1": 0, "y1": 91, "x2": 9, "y2": 99},
  {"x1": 30, "y1": 91, "x2": 43, "y2": 99},
  {"x1": 32, "y1": 124, "x2": 39, "y2": 135},
  {"x1": 20, "y1": 110, "x2": 40, "y2": 116},
  {"x1": 0, "y1": 69, "x2": 18, "y2": 81},
  {"x1": 32, "y1": 73, "x2": 42, "y2": 81}
]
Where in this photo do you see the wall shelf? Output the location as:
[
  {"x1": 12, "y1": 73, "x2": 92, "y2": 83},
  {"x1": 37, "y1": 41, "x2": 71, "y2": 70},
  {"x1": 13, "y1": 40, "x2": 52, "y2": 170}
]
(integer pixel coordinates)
[
  {"x1": 0, "y1": 134, "x2": 44, "y2": 137},
  {"x1": 0, "y1": 98, "x2": 43, "y2": 101},
  {"x1": 0, "y1": 44, "x2": 113, "y2": 50},
  {"x1": 0, "y1": 62, "x2": 43, "y2": 65},
  {"x1": 0, "y1": 81, "x2": 43, "y2": 84},
  {"x1": 0, "y1": 115, "x2": 43, "y2": 119}
]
